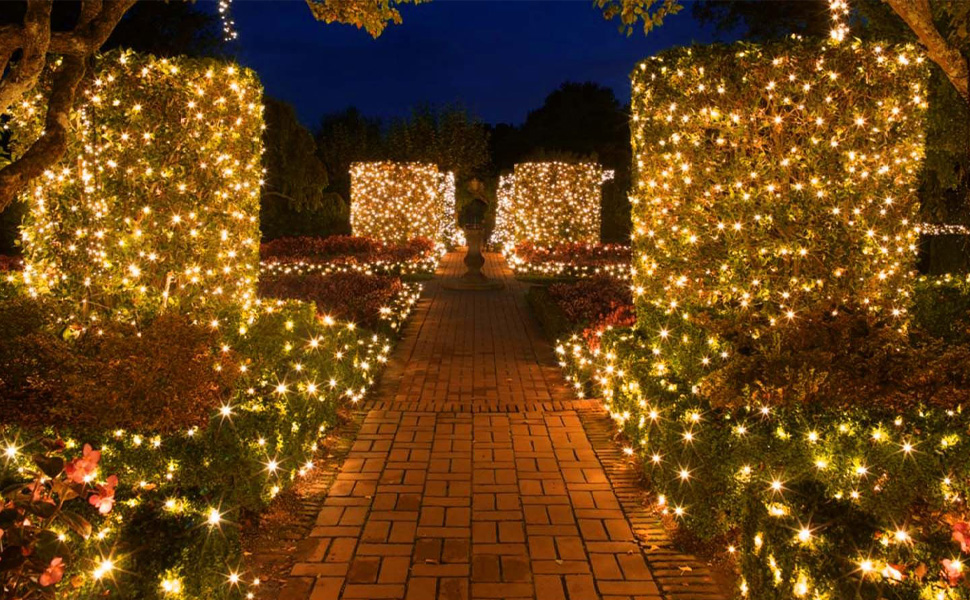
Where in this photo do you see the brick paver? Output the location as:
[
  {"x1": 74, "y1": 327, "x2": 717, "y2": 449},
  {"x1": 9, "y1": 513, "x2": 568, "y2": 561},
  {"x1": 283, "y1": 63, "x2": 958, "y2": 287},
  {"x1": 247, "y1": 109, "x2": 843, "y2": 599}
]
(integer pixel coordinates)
[{"x1": 279, "y1": 253, "x2": 720, "y2": 600}]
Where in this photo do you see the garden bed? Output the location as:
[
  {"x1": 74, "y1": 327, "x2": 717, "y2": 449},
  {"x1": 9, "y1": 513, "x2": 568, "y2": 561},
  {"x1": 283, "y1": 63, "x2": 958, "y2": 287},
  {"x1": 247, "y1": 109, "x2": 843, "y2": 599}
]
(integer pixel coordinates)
[
  {"x1": 260, "y1": 235, "x2": 440, "y2": 278},
  {"x1": 507, "y1": 242, "x2": 630, "y2": 281},
  {"x1": 0, "y1": 271, "x2": 420, "y2": 599}
]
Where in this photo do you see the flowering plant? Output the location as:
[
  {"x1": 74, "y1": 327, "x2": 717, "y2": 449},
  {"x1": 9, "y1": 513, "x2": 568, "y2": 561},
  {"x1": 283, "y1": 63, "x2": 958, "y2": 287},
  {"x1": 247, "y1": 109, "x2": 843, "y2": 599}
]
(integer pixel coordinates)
[
  {"x1": 261, "y1": 235, "x2": 436, "y2": 266},
  {"x1": 1, "y1": 440, "x2": 118, "y2": 599}
]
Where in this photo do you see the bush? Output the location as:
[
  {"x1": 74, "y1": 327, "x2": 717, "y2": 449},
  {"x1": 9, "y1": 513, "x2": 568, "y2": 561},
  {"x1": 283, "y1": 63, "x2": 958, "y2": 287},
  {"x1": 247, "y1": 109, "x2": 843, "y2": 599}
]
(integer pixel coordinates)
[
  {"x1": 629, "y1": 39, "x2": 929, "y2": 391},
  {"x1": 350, "y1": 161, "x2": 448, "y2": 244},
  {"x1": 558, "y1": 277, "x2": 970, "y2": 599},
  {"x1": 507, "y1": 242, "x2": 631, "y2": 280},
  {"x1": 259, "y1": 271, "x2": 404, "y2": 327},
  {"x1": 527, "y1": 277, "x2": 635, "y2": 345},
  {"x1": 12, "y1": 50, "x2": 263, "y2": 319},
  {"x1": 261, "y1": 235, "x2": 436, "y2": 266},
  {"x1": 0, "y1": 297, "x2": 388, "y2": 599},
  {"x1": 0, "y1": 308, "x2": 236, "y2": 434},
  {"x1": 498, "y1": 161, "x2": 610, "y2": 247}
]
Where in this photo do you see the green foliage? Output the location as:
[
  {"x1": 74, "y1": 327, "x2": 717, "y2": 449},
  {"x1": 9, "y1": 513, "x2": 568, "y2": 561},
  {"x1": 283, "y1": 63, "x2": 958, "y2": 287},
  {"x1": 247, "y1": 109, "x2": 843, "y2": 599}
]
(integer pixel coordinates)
[
  {"x1": 630, "y1": 39, "x2": 929, "y2": 390},
  {"x1": 0, "y1": 296, "x2": 389, "y2": 599},
  {"x1": 13, "y1": 50, "x2": 263, "y2": 321},
  {"x1": 560, "y1": 289, "x2": 970, "y2": 598},
  {"x1": 315, "y1": 107, "x2": 383, "y2": 215},
  {"x1": 597, "y1": 0, "x2": 684, "y2": 36},
  {"x1": 693, "y1": 0, "x2": 970, "y2": 274},
  {"x1": 306, "y1": 0, "x2": 427, "y2": 38},
  {"x1": 385, "y1": 106, "x2": 490, "y2": 180},
  {"x1": 261, "y1": 97, "x2": 349, "y2": 240}
]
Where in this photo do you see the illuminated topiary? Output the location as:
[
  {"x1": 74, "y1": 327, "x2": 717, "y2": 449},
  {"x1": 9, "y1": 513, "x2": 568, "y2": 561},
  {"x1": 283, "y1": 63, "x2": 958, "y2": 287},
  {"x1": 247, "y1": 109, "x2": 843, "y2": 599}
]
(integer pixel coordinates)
[
  {"x1": 630, "y1": 39, "x2": 929, "y2": 386},
  {"x1": 17, "y1": 50, "x2": 264, "y2": 320},
  {"x1": 503, "y1": 161, "x2": 612, "y2": 248},
  {"x1": 350, "y1": 161, "x2": 457, "y2": 245}
]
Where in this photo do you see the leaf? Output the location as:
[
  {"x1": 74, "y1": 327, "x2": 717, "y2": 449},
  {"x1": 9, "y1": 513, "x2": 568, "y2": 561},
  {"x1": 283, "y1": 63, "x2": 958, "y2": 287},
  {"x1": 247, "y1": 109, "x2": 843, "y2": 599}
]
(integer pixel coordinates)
[
  {"x1": 33, "y1": 455, "x2": 64, "y2": 479},
  {"x1": 57, "y1": 511, "x2": 92, "y2": 539},
  {"x1": 26, "y1": 501, "x2": 56, "y2": 520},
  {"x1": 678, "y1": 565, "x2": 693, "y2": 573}
]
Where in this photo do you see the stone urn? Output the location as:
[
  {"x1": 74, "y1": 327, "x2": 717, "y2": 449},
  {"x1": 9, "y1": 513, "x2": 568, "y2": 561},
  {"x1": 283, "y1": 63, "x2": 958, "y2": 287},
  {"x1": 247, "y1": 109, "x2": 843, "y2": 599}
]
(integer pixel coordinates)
[{"x1": 444, "y1": 199, "x2": 503, "y2": 291}]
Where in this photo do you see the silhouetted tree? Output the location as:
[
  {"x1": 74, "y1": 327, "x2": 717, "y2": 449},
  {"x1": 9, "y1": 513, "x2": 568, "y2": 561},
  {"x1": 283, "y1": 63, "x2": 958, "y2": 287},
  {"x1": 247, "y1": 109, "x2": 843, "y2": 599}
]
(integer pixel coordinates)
[{"x1": 262, "y1": 98, "x2": 348, "y2": 240}]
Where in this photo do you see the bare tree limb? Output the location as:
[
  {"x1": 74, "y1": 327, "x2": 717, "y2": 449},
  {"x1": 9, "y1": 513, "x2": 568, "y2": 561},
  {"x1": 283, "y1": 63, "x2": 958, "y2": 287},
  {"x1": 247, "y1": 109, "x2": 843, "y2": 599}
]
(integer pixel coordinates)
[
  {"x1": 0, "y1": 55, "x2": 88, "y2": 210},
  {"x1": 885, "y1": 0, "x2": 970, "y2": 103},
  {"x1": 0, "y1": 1, "x2": 52, "y2": 113},
  {"x1": 0, "y1": 0, "x2": 137, "y2": 212},
  {"x1": 49, "y1": 0, "x2": 136, "y2": 55}
]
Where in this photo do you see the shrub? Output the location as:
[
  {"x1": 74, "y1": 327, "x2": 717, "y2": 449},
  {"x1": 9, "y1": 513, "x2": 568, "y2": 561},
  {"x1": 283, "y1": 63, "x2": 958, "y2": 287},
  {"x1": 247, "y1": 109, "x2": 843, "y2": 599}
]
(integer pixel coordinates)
[
  {"x1": 558, "y1": 284, "x2": 970, "y2": 600},
  {"x1": 0, "y1": 309, "x2": 236, "y2": 434},
  {"x1": 258, "y1": 271, "x2": 404, "y2": 327},
  {"x1": 0, "y1": 298, "x2": 389, "y2": 599},
  {"x1": 629, "y1": 39, "x2": 929, "y2": 389},
  {"x1": 547, "y1": 276, "x2": 632, "y2": 326},
  {"x1": 13, "y1": 50, "x2": 263, "y2": 320},
  {"x1": 260, "y1": 235, "x2": 435, "y2": 265},
  {"x1": 350, "y1": 161, "x2": 451, "y2": 244},
  {"x1": 508, "y1": 241, "x2": 632, "y2": 280},
  {"x1": 496, "y1": 162, "x2": 611, "y2": 247}
]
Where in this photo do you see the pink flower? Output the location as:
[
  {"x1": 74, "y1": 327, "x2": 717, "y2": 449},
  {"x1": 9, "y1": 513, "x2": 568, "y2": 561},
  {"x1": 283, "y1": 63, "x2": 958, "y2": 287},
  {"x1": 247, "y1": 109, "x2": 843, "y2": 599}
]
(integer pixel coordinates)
[
  {"x1": 954, "y1": 522, "x2": 970, "y2": 553},
  {"x1": 88, "y1": 475, "x2": 118, "y2": 515},
  {"x1": 39, "y1": 557, "x2": 64, "y2": 587},
  {"x1": 65, "y1": 444, "x2": 101, "y2": 484},
  {"x1": 942, "y1": 559, "x2": 964, "y2": 586}
]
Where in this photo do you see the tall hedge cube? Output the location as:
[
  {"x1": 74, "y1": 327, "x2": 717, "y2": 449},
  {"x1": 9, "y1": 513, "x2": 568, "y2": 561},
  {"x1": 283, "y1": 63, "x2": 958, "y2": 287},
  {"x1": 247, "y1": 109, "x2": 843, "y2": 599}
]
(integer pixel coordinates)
[
  {"x1": 630, "y1": 40, "x2": 928, "y2": 384},
  {"x1": 350, "y1": 161, "x2": 443, "y2": 244},
  {"x1": 19, "y1": 51, "x2": 264, "y2": 319},
  {"x1": 509, "y1": 162, "x2": 608, "y2": 247}
]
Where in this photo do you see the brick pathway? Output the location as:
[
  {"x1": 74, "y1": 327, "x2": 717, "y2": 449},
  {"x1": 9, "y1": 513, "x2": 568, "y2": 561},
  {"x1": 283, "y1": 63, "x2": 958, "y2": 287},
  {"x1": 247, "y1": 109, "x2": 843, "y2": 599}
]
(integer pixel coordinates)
[{"x1": 278, "y1": 252, "x2": 724, "y2": 600}]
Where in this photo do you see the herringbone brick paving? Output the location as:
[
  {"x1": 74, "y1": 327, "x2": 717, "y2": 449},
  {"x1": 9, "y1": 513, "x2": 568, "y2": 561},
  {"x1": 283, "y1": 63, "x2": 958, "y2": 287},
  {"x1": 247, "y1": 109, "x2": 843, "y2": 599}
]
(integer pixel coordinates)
[{"x1": 278, "y1": 252, "x2": 726, "y2": 600}]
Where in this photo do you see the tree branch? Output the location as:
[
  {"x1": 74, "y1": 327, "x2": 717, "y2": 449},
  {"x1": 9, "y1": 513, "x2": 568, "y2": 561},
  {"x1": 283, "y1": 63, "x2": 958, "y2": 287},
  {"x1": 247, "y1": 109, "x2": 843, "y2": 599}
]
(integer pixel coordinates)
[
  {"x1": 49, "y1": 0, "x2": 136, "y2": 55},
  {"x1": 0, "y1": 55, "x2": 87, "y2": 212},
  {"x1": 0, "y1": 0, "x2": 136, "y2": 212},
  {"x1": 885, "y1": 0, "x2": 969, "y2": 103},
  {"x1": 0, "y1": 0, "x2": 52, "y2": 113}
]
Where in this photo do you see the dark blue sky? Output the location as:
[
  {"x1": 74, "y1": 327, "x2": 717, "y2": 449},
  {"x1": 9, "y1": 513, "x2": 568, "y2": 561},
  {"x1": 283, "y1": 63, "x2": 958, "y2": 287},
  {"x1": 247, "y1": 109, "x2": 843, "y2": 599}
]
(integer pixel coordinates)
[{"x1": 230, "y1": 1, "x2": 721, "y2": 127}]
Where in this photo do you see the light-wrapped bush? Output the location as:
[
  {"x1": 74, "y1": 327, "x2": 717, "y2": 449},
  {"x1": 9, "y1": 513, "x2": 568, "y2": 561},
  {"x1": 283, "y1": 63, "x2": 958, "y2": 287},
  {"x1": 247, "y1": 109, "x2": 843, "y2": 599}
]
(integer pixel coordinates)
[
  {"x1": 350, "y1": 161, "x2": 451, "y2": 244},
  {"x1": 502, "y1": 161, "x2": 612, "y2": 247},
  {"x1": 569, "y1": 38, "x2": 945, "y2": 600},
  {"x1": 630, "y1": 39, "x2": 928, "y2": 388},
  {"x1": 15, "y1": 50, "x2": 263, "y2": 320}
]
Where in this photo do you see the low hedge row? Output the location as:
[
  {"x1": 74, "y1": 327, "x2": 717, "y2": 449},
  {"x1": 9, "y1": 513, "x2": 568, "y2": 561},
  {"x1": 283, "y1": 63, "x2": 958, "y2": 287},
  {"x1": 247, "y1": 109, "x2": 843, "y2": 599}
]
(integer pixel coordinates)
[
  {"x1": 0, "y1": 272, "x2": 419, "y2": 598},
  {"x1": 553, "y1": 275, "x2": 970, "y2": 599}
]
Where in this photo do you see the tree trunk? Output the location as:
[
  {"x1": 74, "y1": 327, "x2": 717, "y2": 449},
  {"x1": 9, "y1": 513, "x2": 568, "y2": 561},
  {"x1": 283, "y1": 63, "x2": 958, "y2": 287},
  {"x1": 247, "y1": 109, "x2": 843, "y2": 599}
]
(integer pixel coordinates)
[
  {"x1": 0, "y1": 0, "x2": 135, "y2": 213},
  {"x1": 885, "y1": 0, "x2": 970, "y2": 104}
]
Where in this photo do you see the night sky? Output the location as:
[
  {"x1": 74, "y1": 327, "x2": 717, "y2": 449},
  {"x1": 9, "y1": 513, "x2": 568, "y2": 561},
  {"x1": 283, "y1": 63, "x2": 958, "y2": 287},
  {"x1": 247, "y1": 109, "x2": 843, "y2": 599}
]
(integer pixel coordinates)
[{"x1": 230, "y1": 1, "x2": 722, "y2": 127}]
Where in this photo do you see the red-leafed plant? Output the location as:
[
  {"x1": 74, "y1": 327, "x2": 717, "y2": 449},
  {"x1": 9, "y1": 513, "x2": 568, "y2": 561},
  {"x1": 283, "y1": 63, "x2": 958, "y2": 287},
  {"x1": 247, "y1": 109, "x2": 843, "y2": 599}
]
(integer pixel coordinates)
[
  {"x1": 1, "y1": 440, "x2": 119, "y2": 599},
  {"x1": 258, "y1": 271, "x2": 403, "y2": 327}
]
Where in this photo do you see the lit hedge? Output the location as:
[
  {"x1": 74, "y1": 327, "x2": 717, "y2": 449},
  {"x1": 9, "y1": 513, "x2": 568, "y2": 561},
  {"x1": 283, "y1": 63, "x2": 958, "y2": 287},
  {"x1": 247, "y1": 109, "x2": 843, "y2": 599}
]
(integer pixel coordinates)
[
  {"x1": 0, "y1": 294, "x2": 399, "y2": 599},
  {"x1": 500, "y1": 162, "x2": 611, "y2": 247},
  {"x1": 586, "y1": 37, "x2": 939, "y2": 600},
  {"x1": 17, "y1": 50, "x2": 263, "y2": 320},
  {"x1": 350, "y1": 161, "x2": 456, "y2": 245},
  {"x1": 491, "y1": 173, "x2": 515, "y2": 250},
  {"x1": 630, "y1": 39, "x2": 928, "y2": 388}
]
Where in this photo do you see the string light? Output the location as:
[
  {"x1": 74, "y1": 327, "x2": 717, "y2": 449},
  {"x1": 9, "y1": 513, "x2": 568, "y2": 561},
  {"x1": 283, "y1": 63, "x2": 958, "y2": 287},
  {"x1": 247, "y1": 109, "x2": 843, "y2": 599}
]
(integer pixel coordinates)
[
  {"x1": 553, "y1": 31, "x2": 939, "y2": 600},
  {"x1": 14, "y1": 50, "x2": 263, "y2": 320},
  {"x1": 493, "y1": 162, "x2": 613, "y2": 250},
  {"x1": 350, "y1": 161, "x2": 455, "y2": 248}
]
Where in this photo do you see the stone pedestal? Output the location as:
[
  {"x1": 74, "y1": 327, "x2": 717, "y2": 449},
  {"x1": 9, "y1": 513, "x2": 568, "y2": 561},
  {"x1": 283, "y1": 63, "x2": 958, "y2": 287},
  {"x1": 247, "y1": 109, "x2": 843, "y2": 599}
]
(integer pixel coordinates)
[{"x1": 443, "y1": 226, "x2": 504, "y2": 291}]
